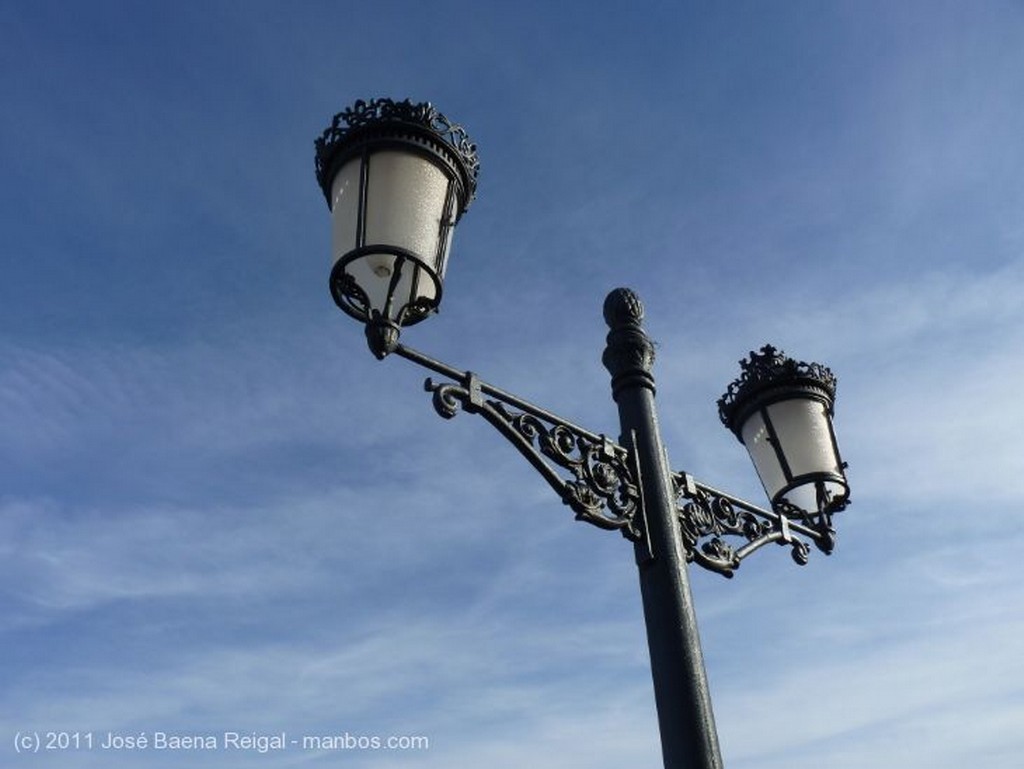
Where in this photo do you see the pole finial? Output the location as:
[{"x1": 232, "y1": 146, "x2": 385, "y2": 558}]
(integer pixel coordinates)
[
  {"x1": 603, "y1": 287, "x2": 645, "y2": 329},
  {"x1": 602, "y1": 288, "x2": 655, "y2": 399}
]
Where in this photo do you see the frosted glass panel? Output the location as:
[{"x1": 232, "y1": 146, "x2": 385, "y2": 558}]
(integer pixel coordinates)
[
  {"x1": 741, "y1": 411, "x2": 787, "y2": 500},
  {"x1": 327, "y1": 149, "x2": 450, "y2": 324},
  {"x1": 783, "y1": 484, "x2": 820, "y2": 513},
  {"x1": 345, "y1": 257, "x2": 390, "y2": 317},
  {"x1": 364, "y1": 151, "x2": 450, "y2": 270},
  {"x1": 330, "y1": 158, "x2": 362, "y2": 265},
  {"x1": 765, "y1": 399, "x2": 839, "y2": 478}
]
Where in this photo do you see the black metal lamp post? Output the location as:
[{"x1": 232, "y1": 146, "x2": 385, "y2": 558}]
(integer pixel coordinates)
[{"x1": 314, "y1": 98, "x2": 850, "y2": 769}]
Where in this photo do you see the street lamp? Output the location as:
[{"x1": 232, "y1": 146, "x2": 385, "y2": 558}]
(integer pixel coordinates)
[
  {"x1": 314, "y1": 98, "x2": 850, "y2": 769},
  {"x1": 314, "y1": 97, "x2": 479, "y2": 358},
  {"x1": 718, "y1": 344, "x2": 849, "y2": 548}
]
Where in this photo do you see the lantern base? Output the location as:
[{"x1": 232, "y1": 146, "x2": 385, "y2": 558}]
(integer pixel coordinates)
[{"x1": 329, "y1": 247, "x2": 443, "y2": 328}]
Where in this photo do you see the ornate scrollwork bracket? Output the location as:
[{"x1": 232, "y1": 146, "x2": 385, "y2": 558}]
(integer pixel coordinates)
[
  {"x1": 423, "y1": 369, "x2": 645, "y2": 544},
  {"x1": 673, "y1": 472, "x2": 836, "y2": 578}
]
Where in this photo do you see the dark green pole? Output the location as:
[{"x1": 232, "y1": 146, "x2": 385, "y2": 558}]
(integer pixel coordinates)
[{"x1": 602, "y1": 288, "x2": 724, "y2": 769}]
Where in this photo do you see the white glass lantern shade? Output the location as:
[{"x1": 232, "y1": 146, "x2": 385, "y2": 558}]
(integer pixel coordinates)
[
  {"x1": 719, "y1": 346, "x2": 849, "y2": 513},
  {"x1": 329, "y1": 149, "x2": 457, "y2": 326},
  {"x1": 314, "y1": 99, "x2": 478, "y2": 350},
  {"x1": 737, "y1": 394, "x2": 847, "y2": 509}
]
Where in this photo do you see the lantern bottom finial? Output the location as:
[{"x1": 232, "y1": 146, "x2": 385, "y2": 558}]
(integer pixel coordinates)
[{"x1": 366, "y1": 314, "x2": 401, "y2": 359}]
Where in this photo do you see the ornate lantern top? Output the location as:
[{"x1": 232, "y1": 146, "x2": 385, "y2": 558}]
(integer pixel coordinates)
[
  {"x1": 314, "y1": 97, "x2": 479, "y2": 210},
  {"x1": 717, "y1": 344, "x2": 847, "y2": 513},
  {"x1": 718, "y1": 344, "x2": 837, "y2": 436}
]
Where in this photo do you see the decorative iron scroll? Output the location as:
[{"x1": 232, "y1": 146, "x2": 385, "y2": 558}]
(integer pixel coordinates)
[
  {"x1": 673, "y1": 472, "x2": 834, "y2": 578},
  {"x1": 424, "y1": 373, "x2": 644, "y2": 543},
  {"x1": 330, "y1": 271, "x2": 370, "y2": 318},
  {"x1": 775, "y1": 498, "x2": 839, "y2": 554}
]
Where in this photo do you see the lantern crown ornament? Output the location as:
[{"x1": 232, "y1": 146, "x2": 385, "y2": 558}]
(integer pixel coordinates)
[
  {"x1": 315, "y1": 98, "x2": 479, "y2": 205},
  {"x1": 315, "y1": 98, "x2": 479, "y2": 358},
  {"x1": 718, "y1": 345, "x2": 849, "y2": 514}
]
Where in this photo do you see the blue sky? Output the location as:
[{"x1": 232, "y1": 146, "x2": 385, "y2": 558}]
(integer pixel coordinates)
[{"x1": 2, "y1": 1, "x2": 1023, "y2": 767}]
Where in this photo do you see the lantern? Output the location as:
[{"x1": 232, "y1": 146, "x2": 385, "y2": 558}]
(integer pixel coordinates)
[
  {"x1": 718, "y1": 345, "x2": 849, "y2": 513},
  {"x1": 314, "y1": 98, "x2": 479, "y2": 357}
]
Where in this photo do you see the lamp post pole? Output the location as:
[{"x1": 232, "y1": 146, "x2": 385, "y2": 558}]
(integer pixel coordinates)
[{"x1": 603, "y1": 289, "x2": 722, "y2": 769}]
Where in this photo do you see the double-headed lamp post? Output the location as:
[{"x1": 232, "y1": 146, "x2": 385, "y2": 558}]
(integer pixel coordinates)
[{"x1": 314, "y1": 98, "x2": 850, "y2": 769}]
